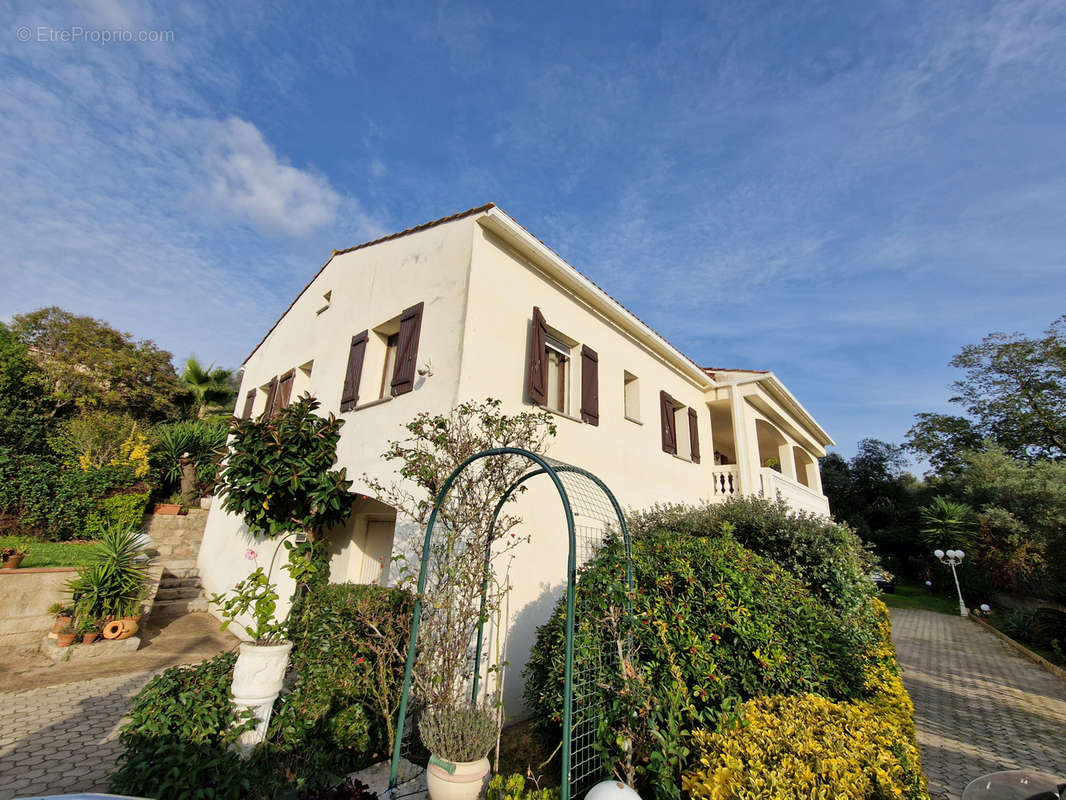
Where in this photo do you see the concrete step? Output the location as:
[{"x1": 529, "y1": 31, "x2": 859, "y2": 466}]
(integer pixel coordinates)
[
  {"x1": 155, "y1": 586, "x2": 204, "y2": 601},
  {"x1": 151, "y1": 597, "x2": 209, "y2": 615},
  {"x1": 159, "y1": 576, "x2": 202, "y2": 589}
]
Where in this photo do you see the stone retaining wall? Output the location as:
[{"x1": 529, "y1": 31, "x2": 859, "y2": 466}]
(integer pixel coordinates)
[{"x1": 0, "y1": 567, "x2": 78, "y2": 647}]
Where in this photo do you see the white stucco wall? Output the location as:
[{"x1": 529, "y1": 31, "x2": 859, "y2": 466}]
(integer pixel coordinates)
[
  {"x1": 198, "y1": 216, "x2": 478, "y2": 634},
  {"x1": 198, "y1": 207, "x2": 836, "y2": 716}
]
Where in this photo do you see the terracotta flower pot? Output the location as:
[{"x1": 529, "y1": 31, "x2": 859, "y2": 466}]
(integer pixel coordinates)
[
  {"x1": 56, "y1": 631, "x2": 77, "y2": 647},
  {"x1": 154, "y1": 503, "x2": 183, "y2": 515},
  {"x1": 102, "y1": 618, "x2": 139, "y2": 640},
  {"x1": 52, "y1": 615, "x2": 73, "y2": 634},
  {"x1": 1, "y1": 554, "x2": 25, "y2": 569},
  {"x1": 82, "y1": 632, "x2": 100, "y2": 644},
  {"x1": 426, "y1": 755, "x2": 490, "y2": 800}
]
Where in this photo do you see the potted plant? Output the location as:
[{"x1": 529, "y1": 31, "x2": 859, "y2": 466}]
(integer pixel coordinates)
[
  {"x1": 419, "y1": 705, "x2": 498, "y2": 800},
  {"x1": 1, "y1": 543, "x2": 29, "y2": 570},
  {"x1": 56, "y1": 626, "x2": 77, "y2": 647},
  {"x1": 66, "y1": 523, "x2": 150, "y2": 638},
  {"x1": 49, "y1": 603, "x2": 75, "y2": 634},
  {"x1": 209, "y1": 566, "x2": 292, "y2": 755},
  {"x1": 79, "y1": 618, "x2": 102, "y2": 644}
]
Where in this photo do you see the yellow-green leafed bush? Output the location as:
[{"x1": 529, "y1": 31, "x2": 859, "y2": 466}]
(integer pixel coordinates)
[{"x1": 683, "y1": 600, "x2": 928, "y2": 800}]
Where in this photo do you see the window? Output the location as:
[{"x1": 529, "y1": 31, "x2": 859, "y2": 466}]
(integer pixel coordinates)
[
  {"x1": 659, "y1": 393, "x2": 700, "y2": 462},
  {"x1": 379, "y1": 332, "x2": 399, "y2": 399},
  {"x1": 544, "y1": 334, "x2": 570, "y2": 414},
  {"x1": 624, "y1": 371, "x2": 640, "y2": 421},
  {"x1": 525, "y1": 307, "x2": 597, "y2": 423},
  {"x1": 339, "y1": 301, "x2": 423, "y2": 412}
]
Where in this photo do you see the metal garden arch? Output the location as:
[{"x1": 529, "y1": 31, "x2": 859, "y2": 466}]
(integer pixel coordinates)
[{"x1": 388, "y1": 447, "x2": 633, "y2": 800}]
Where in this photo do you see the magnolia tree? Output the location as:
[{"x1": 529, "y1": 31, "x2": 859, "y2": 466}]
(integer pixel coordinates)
[
  {"x1": 218, "y1": 393, "x2": 354, "y2": 603},
  {"x1": 366, "y1": 398, "x2": 556, "y2": 710}
]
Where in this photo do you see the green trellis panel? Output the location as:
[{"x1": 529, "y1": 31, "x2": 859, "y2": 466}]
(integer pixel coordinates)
[{"x1": 387, "y1": 448, "x2": 632, "y2": 800}]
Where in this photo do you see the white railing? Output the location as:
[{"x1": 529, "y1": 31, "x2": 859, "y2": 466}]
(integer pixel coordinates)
[
  {"x1": 710, "y1": 465, "x2": 741, "y2": 499},
  {"x1": 759, "y1": 468, "x2": 830, "y2": 517}
]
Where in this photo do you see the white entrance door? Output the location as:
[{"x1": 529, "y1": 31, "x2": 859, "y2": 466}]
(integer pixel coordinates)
[{"x1": 359, "y1": 519, "x2": 394, "y2": 585}]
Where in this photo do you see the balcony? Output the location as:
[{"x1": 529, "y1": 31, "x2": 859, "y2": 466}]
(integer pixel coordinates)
[
  {"x1": 710, "y1": 465, "x2": 741, "y2": 499},
  {"x1": 759, "y1": 468, "x2": 830, "y2": 517}
]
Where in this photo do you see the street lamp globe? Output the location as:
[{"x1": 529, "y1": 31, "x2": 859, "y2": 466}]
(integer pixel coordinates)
[
  {"x1": 956, "y1": 550, "x2": 964, "y2": 560},
  {"x1": 934, "y1": 549, "x2": 945, "y2": 559}
]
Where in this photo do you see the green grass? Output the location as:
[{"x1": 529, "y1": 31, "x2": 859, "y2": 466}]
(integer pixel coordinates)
[
  {"x1": 879, "y1": 582, "x2": 962, "y2": 615},
  {"x1": 0, "y1": 537, "x2": 99, "y2": 568}
]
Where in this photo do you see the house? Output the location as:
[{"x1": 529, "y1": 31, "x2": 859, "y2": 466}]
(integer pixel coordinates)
[{"x1": 197, "y1": 203, "x2": 835, "y2": 711}]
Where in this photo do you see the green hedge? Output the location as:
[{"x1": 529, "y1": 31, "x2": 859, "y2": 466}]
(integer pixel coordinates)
[
  {"x1": 84, "y1": 491, "x2": 149, "y2": 539},
  {"x1": 628, "y1": 496, "x2": 877, "y2": 614},
  {"x1": 524, "y1": 532, "x2": 869, "y2": 798},
  {"x1": 111, "y1": 653, "x2": 258, "y2": 800},
  {"x1": 111, "y1": 582, "x2": 413, "y2": 799}
]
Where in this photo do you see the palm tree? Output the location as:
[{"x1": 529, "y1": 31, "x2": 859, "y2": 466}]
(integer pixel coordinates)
[
  {"x1": 181, "y1": 357, "x2": 236, "y2": 419},
  {"x1": 920, "y1": 496, "x2": 974, "y2": 550}
]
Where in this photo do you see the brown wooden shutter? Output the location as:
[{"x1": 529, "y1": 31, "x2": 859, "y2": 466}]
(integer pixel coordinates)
[
  {"x1": 340, "y1": 331, "x2": 368, "y2": 412},
  {"x1": 660, "y1": 391, "x2": 677, "y2": 454},
  {"x1": 241, "y1": 389, "x2": 256, "y2": 420},
  {"x1": 277, "y1": 369, "x2": 295, "y2": 411},
  {"x1": 391, "y1": 301, "x2": 424, "y2": 396},
  {"x1": 688, "y1": 407, "x2": 701, "y2": 463},
  {"x1": 264, "y1": 376, "x2": 279, "y2": 418},
  {"x1": 580, "y1": 345, "x2": 599, "y2": 425},
  {"x1": 526, "y1": 307, "x2": 548, "y2": 405}
]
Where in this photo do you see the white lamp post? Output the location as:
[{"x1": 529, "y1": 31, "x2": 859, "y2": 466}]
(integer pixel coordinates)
[{"x1": 934, "y1": 548, "x2": 968, "y2": 617}]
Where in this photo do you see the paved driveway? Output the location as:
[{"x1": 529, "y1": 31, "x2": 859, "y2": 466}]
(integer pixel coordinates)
[
  {"x1": 0, "y1": 611, "x2": 237, "y2": 800},
  {"x1": 890, "y1": 608, "x2": 1066, "y2": 800}
]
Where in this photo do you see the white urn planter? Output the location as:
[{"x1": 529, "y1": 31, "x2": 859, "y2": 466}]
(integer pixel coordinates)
[
  {"x1": 426, "y1": 754, "x2": 491, "y2": 800},
  {"x1": 230, "y1": 641, "x2": 292, "y2": 756},
  {"x1": 585, "y1": 780, "x2": 642, "y2": 800}
]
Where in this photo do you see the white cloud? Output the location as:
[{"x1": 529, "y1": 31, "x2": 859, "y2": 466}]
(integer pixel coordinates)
[{"x1": 197, "y1": 117, "x2": 341, "y2": 238}]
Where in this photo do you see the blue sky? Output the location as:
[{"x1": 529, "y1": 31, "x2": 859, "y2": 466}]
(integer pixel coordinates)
[{"x1": 2, "y1": 0, "x2": 1065, "y2": 463}]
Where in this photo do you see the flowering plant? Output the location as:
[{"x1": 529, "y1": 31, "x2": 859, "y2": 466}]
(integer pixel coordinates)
[{"x1": 208, "y1": 566, "x2": 288, "y2": 645}]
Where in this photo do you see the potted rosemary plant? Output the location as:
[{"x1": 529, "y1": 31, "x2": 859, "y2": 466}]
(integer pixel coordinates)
[{"x1": 419, "y1": 705, "x2": 498, "y2": 800}]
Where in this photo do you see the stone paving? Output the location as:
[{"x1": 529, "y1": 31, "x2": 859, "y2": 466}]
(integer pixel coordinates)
[
  {"x1": 0, "y1": 670, "x2": 155, "y2": 800},
  {"x1": 890, "y1": 607, "x2": 1066, "y2": 800},
  {"x1": 0, "y1": 611, "x2": 237, "y2": 800}
]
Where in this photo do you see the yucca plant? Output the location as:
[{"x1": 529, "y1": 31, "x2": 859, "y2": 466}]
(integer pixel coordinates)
[
  {"x1": 920, "y1": 496, "x2": 974, "y2": 550},
  {"x1": 67, "y1": 522, "x2": 149, "y2": 621}
]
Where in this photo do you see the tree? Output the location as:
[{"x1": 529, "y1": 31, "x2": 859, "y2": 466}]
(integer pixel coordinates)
[
  {"x1": 904, "y1": 413, "x2": 983, "y2": 475},
  {"x1": 919, "y1": 496, "x2": 973, "y2": 551},
  {"x1": 181, "y1": 357, "x2": 237, "y2": 419},
  {"x1": 366, "y1": 397, "x2": 556, "y2": 709},
  {"x1": 11, "y1": 307, "x2": 187, "y2": 421},
  {"x1": 218, "y1": 394, "x2": 353, "y2": 541},
  {"x1": 0, "y1": 322, "x2": 51, "y2": 455},
  {"x1": 907, "y1": 316, "x2": 1066, "y2": 465},
  {"x1": 820, "y1": 439, "x2": 923, "y2": 569}
]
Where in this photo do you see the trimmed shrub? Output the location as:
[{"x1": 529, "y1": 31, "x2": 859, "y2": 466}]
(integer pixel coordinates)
[
  {"x1": 112, "y1": 583, "x2": 414, "y2": 799},
  {"x1": 487, "y1": 773, "x2": 561, "y2": 800},
  {"x1": 524, "y1": 533, "x2": 869, "y2": 797},
  {"x1": 627, "y1": 496, "x2": 877, "y2": 614},
  {"x1": 83, "y1": 490, "x2": 149, "y2": 539},
  {"x1": 110, "y1": 653, "x2": 262, "y2": 800},
  {"x1": 683, "y1": 601, "x2": 927, "y2": 800}
]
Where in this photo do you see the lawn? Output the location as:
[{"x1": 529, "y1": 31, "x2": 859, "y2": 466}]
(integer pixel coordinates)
[
  {"x1": 879, "y1": 582, "x2": 962, "y2": 615},
  {"x1": 0, "y1": 537, "x2": 99, "y2": 568}
]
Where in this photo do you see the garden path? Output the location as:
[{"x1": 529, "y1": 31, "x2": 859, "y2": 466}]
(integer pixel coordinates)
[
  {"x1": 0, "y1": 611, "x2": 236, "y2": 800},
  {"x1": 890, "y1": 607, "x2": 1066, "y2": 800}
]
